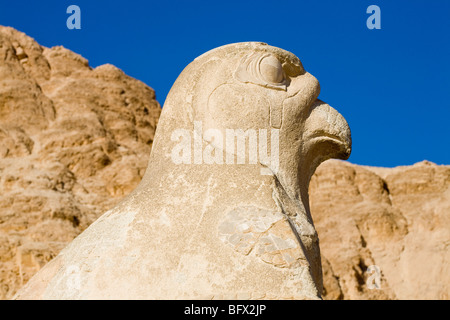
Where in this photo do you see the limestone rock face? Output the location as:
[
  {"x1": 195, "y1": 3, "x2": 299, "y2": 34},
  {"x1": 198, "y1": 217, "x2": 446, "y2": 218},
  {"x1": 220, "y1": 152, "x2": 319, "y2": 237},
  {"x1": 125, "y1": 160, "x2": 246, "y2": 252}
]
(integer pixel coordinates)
[
  {"x1": 15, "y1": 42, "x2": 352, "y2": 300},
  {"x1": 0, "y1": 26, "x2": 161, "y2": 299},
  {"x1": 312, "y1": 160, "x2": 450, "y2": 300}
]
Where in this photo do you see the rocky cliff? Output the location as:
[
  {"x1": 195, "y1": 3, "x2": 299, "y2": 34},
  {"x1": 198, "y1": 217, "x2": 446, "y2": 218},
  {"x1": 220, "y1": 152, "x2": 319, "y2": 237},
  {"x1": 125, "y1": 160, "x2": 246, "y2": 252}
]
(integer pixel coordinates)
[
  {"x1": 0, "y1": 26, "x2": 448, "y2": 300},
  {"x1": 0, "y1": 26, "x2": 161, "y2": 299},
  {"x1": 312, "y1": 160, "x2": 449, "y2": 300}
]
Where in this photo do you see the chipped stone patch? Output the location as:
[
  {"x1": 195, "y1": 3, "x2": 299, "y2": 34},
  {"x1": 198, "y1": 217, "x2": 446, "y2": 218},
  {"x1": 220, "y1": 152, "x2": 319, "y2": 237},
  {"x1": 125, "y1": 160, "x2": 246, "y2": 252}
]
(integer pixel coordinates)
[{"x1": 219, "y1": 206, "x2": 306, "y2": 268}]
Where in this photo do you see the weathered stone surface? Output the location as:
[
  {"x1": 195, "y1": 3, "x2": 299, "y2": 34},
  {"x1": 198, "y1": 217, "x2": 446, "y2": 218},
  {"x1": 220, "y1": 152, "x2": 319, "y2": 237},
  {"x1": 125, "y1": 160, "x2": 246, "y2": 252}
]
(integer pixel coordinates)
[
  {"x1": 312, "y1": 160, "x2": 450, "y2": 300},
  {"x1": 0, "y1": 26, "x2": 161, "y2": 300},
  {"x1": 15, "y1": 42, "x2": 351, "y2": 299}
]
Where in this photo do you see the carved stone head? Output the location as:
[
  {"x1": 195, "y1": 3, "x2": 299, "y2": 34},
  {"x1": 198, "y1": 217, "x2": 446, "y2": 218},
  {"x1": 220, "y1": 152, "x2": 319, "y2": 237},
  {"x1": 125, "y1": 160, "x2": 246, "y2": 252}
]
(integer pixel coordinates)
[{"x1": 159, "y1": 42, "x2": 351, "y2": 200}]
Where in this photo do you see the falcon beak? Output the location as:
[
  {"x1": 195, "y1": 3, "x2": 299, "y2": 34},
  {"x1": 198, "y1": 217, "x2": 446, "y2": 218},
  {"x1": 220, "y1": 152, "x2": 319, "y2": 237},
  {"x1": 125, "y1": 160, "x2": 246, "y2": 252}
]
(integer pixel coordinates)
[{"x1": 303, "y1": 100, "x2": 352, "y2": 160}]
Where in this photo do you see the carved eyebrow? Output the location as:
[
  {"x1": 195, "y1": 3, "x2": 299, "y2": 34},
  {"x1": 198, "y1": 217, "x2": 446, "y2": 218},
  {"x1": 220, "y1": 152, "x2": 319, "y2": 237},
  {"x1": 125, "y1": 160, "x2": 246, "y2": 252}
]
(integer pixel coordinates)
[{"x1": 281, "y1": 59, "x2": 304, "y2": 77}]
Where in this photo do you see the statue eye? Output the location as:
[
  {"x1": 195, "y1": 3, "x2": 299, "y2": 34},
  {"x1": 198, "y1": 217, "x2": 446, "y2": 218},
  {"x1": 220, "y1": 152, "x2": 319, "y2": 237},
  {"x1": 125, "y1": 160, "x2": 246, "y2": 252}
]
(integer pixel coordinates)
[
  {"x1": 259, "y1": 55, "x2": 285, "y2": 84},
  {"x1": 234, "y1": 52, "x2": 287, "y2": 90}
]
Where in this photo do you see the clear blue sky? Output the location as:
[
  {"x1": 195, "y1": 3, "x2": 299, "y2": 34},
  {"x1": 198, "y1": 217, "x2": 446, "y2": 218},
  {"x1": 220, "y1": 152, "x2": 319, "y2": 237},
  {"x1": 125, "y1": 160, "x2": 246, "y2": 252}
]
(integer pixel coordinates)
[{"x1": 1, "y1": 0, "x2": 449, "y2": 167}]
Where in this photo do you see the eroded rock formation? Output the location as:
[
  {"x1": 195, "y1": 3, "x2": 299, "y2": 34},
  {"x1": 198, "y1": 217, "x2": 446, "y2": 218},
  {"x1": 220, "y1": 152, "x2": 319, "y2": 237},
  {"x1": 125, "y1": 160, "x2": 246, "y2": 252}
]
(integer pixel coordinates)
[
  {"x1": 0, "y1": 26, "x2": 161, "y2": 299},
  {"x1": 313, "y1": 160, "x2": 450, "y2": 300}
]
